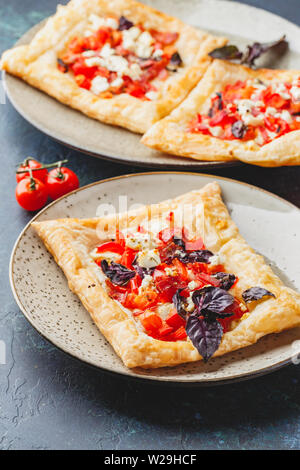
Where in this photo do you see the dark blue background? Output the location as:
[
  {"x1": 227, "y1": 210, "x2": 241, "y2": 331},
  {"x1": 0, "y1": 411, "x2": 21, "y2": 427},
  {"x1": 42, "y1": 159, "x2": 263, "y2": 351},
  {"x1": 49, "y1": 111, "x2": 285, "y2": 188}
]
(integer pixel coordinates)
[{"x1": 0, "y1": 0, "x2": 299, "y2": 450}]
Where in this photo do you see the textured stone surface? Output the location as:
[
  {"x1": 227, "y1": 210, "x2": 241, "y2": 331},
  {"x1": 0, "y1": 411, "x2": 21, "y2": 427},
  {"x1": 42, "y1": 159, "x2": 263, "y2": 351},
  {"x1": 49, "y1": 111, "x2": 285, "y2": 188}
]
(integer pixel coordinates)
[{"x1": 0, "y1": 0, "x2": 300, "y2": 450}]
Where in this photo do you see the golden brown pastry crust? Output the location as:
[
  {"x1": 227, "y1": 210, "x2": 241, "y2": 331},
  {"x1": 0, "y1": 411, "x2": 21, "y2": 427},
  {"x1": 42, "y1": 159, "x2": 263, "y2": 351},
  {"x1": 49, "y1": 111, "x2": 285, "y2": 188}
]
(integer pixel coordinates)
[
  {"x1": 141, "y1": 60, "x2": 300, "y2": 166},
  {"x1": 0, "y1": 0, "x2": 226, "y2": 134},
  {"x1": 31, "y1": 182, "x2": 300, "y2": 369}
]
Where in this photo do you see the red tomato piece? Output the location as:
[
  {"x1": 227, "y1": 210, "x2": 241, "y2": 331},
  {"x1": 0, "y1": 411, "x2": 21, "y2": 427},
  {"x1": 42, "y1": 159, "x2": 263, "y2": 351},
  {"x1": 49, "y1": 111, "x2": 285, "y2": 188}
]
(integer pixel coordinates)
[
  {"x1": 16, "y1": 177, "x2": 48, "y2": 211},
  {"x1": 16, "y1": 159, "x2": 48, "y2": 183},
  {"x1": 184, "y1": 236, "x2": 205, "y2": 252},
  {"x1": 46, "y1": 167, "x2": 79, "y2": 200},
  {"x1": 96, "y1": 241, "x2": 125, "y2": 255},
  {"x1": 166, "y1": 312, "x2": 185, "y2": 329},
  {"x1": 151, "y1": 31, "x2": 179, "y2": 45},
  {"x1": 141, "y1": 314, "x2": 163, "y2": 332},
  {"x1": 120, "y1": 247, "x2": 136, "y2": 269}
]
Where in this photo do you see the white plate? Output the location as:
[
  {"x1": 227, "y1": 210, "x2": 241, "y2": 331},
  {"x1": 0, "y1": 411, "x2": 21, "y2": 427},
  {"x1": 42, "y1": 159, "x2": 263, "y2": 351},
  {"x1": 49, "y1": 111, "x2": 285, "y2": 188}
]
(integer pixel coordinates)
[
  {"x1": 9, "y1": 172, "x2": 300, "y2": 384},
  {"x1": 3, "y1": 0, "x2": 300, "y2": 168}
]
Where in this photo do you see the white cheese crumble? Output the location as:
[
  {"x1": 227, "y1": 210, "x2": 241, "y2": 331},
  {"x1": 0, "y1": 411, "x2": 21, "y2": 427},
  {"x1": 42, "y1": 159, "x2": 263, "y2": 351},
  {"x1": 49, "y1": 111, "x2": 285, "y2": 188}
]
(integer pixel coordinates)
[
  {"x1": 243, "y1": 113, "x2": 265, "y2": 126},
  {"x1": 209, "y1": 254, "x2": 220, "y2": 266},
  {"x1": 85, "y1": 56, "x2": 105, "y2": 67},
  {"x1": 90, "y1": 248, "x2": 120, "y2": 262},
  {"x1": 157, "y1": 303, "x2": 174, "y2": 320},
  {"x1": 89, "y1": 14, "x2": 118, "y2": 31},
  {"x1": 272, "y1": 82, "x2": 290, "y2": 100},
  {"x1": 266, "y1": 107, "x2": 277, "y2": 115},
  {"x1": 90, "y1": 76, "x2": 109, "y2": 94},
  {"x1": 186, "y1": 294, "x2": 195, "y2": 313},
  {"x1": 126, "y1": 233, "x2": 157, "y2": 250},
  {"x1": 280, "y1": 110, "x2": 293, "y2": 124},
  {"x1": 135, "y1": 31, "x2": 154, "y2": 58},
  {"x1": 125, "y1": 63, "x2": 142, "y2": 80},
  {"x1": 188, "y1": 281, "x2": 198, "y2": 290},
  {"x1": 208, "y1": 126, "x2": 222, "y2": 137},
  {"x1": 152, "y1": 48, "x2": 163, "y2": 59},
  {"x1": 110, "y1": 77, "x2": 124, "y2": 88},
  {"x1": 165, "y1": 267, "x2": 177, "y2": 276},
  {"x1": 139, "y1": 274, "x2": 154, "y2": 291},
  {"x1": 137, "y1": 249, "x2": 161, "y2": 268},
  {"x1": 145, "y1": 91, "x2": 158, "y2": 101},
  {"x1": 122, "y1": 26, "x2": 141, "y2": 51},
  {"x1": 82, "y1": 50, "x2": 96, "y2": 57},
  {"x1": 290, "y1": 86, "x2": 300, "y2": 102},
  {"x1": 100, "y1": 43, "x2": 115, "y2": 58},
  {"x1": 104, "y1": 55, "x2": 129, "y2": 75}
]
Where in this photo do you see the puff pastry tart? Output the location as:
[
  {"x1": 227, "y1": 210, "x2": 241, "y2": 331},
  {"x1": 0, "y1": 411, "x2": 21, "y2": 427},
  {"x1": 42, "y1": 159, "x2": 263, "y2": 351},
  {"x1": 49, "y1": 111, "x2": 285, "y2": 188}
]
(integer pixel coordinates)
[
  {"x1": 0, "y1": 0, "x2": 226, "y2": 134},
  {"x1": 142, "y1": 60, "x2": 300, "y2": 166},
  {"x1": 32, "y1": 182, "x2": 300, "y2": 369}
]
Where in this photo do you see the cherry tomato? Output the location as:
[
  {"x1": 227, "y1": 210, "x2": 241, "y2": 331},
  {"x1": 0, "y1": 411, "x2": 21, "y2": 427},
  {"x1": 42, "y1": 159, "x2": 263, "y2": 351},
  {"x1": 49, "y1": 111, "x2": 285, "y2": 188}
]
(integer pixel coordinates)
[
  {"x1": 46, "y1": 167, "x2": 79, "y2": 200},
  {"x1": 15, "y1": 177, "x2": 48, "y2": 211},
  {"x1": 16, "y1": 159, "x2": 48, "y2": 183}
]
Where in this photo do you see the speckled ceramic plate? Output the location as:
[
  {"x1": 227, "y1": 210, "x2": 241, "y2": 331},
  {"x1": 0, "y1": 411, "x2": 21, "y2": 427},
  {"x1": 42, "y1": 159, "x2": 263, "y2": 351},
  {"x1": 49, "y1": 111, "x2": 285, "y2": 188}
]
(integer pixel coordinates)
[
  {"x1": 3, "y1": 0, "x2": 300, "y2": 169},
  {"x1": 9, "y1": 172, "x2": 300, "y2": 385}
]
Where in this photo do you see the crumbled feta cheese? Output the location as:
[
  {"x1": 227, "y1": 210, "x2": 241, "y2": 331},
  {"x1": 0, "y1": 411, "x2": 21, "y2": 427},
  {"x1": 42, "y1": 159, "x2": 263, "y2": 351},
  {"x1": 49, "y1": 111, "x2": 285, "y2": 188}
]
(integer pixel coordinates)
[
  {"x1": 209, "y1": 254, "x2": 220, "y2": 266},
  {"x1": 165, "y1": 267, "x2": 177, "y2": 276},
  {"x1": 110, "y1": 77, "x2": 124, "y2": 88},
  {"x1": 125, "y1": 63, "x2": 142, "y2": 80},
  {"x1": 280, "y1": 110, "x2": 293, "y2": 124},
  {"x1": 243, "y1": 113, "x2": 265, "y2": 126},
  {"x1": 82, "y1": 50, "x2": 96, "y2": 57},
  {"x1": 208, "y1": 126, "x2": 222, "y2": 137},
  {"x1": 89, "y1": 14, "x2": 118, "y2": 30},
  {"x1": 135, "y1": 31, "x2": 154, "y2": 58},
  {"x1": 185, "y1": 294, "x2": 195, "y2": 313},
  {"x1": 255, "y1": 133, "x2": 264, "y2": 146},
  {"x1": 85, "y1": 56, "x2": 105, "y2": 67},
  {"x1": 105, "y1": 17, "x2": 119, "y2": 30},
  {"x1": 138, "y1": 249, "x2": 161, "y2": 268},
  {"x1": 188, "y1": 281, "x2": 198, "y2": 290},
  {"x1": 90, "y1": 76, "x2": 109, "y2": 94},
  {"x1": 145, "y1": 91, "x2": 158, "y2": 101},
  {"x1": 90, "y1": 248, "x2": 120, "y2": 262},
  {"x1": 105, "y1": 55, "x2": 128, "y2": 75},
  {"x1": 157, "y1": 303, "x2": 174, "y2": 320},
  {"x1": 126, "y1": 233, "x2": 157, "y2": 250},
  {"x1": 239, "y1": 302, "x2": 248, "y2": 312},
  {"x1": 89, "y1": 14, "x2": 105, "y2": 30},
  {"x1": 272, "y1": 82, "x2": 290, "y2": 100},
  {"x1": 100, "y1": 43, "x2": 115, "y2": 58},
  {"x1": 290, "y1": 86, "x2": 300, "y2": 102},
  {"x1": 139, "y1": 274, "x2": 154, "y2": 291},
  {"x1": 152, "y1": 48, "x2": 163, "y2": 59},
  {"x1": 122, "y1": 26, "x2": 141, "y2": 51},
  {"x1": 266, "y1": 107, "x2": 277, "y2": 115}
]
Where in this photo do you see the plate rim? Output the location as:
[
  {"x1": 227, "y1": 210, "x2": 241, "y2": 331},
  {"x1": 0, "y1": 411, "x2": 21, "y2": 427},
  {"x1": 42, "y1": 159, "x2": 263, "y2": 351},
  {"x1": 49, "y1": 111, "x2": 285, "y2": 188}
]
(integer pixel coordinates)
[{"x1": 9, "y1": 170, "x2": 300, "y2": 385}]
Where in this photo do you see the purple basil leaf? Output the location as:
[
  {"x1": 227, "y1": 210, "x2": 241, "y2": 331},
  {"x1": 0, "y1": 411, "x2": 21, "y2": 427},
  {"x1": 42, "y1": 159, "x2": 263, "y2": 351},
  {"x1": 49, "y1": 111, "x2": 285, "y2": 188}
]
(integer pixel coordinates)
[
  {"x1": 132, "y1": 259, "x2": 154, "y2": 279},
  {"x1": 208, "y1": 92, "x2": 223, "y2": 117},
  {"x1": 101, "y1": 260, "x2": 135, "y2": 286},
  {"x1": 243, "y1": 35, "x2": 287, "y2": 66},
  {"x1": 170, "y1": 52, "x2": 183, "y2": 66},
  {"x1": 173, "y1": 236, "x2": 185, "y2": 249},
  {"x1": 118, "y1": 16, "x2": 134, "y2": 31},
  {"x1": 192, "y1": 286, "x2": 234, "y2": 316},
  {"x1": 186, "y1": 315, "x2": 223, "y2": 362},
  {"x1": 232, "y1": 120, "x2": 247, "y2": 139},
  {"x1": 242, "y1": 287, "x2": 275, "y2": 303},
  {"x1": 209, "y1": 44, "x2": 243, "y2": 61},
  {"x1": 57, "y1": 58, "x2": 68, "y2": 73},
  {"x1": 172, "y1": 289, "x2": 187, "y2": 319},
  {"x1": 176, "y1": 249, "x2": 214, "y2": 264},
  {"x1": 213, "y1": 272, "x2": 236, "y2": 290}
]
